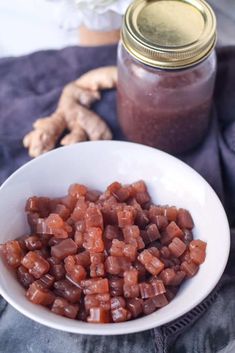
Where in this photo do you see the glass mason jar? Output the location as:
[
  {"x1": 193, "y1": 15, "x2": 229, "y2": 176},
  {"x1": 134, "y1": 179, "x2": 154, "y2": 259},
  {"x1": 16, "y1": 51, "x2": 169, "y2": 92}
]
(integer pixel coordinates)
[{"x1": 117, "y1": 0, "x2": 217, "y2": 154}]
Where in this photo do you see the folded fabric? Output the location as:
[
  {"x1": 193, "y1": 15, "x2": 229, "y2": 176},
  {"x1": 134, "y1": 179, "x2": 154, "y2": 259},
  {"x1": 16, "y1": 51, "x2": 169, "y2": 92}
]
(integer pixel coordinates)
[
  {"x1": 0, "y1": 45, "x2": 235, "y2": 353},
  {"x1": 49, "y1": 0, "x2": 132, "y2": 31}
]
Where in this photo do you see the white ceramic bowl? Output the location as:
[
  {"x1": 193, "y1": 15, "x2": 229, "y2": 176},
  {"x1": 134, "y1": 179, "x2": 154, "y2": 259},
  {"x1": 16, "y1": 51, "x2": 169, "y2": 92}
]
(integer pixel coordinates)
[{"x1": 0, "y1": 141, "x2": 230, "y2": 335}]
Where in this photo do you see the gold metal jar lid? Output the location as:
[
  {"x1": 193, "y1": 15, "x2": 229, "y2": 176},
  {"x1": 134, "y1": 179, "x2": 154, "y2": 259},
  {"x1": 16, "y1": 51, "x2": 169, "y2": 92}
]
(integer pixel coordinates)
[{"x1": 121, "y1": 0, "x2": 217, "y2": 69}]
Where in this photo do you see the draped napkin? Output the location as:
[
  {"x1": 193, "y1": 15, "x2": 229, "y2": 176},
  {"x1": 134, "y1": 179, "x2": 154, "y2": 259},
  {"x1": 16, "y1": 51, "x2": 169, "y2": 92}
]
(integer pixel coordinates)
[{"x1": 0, "y1": 45, "x2": 235, "y2": 353}]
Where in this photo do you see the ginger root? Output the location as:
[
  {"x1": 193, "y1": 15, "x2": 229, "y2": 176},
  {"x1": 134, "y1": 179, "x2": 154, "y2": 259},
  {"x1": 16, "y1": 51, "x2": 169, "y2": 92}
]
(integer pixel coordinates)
[{"x1": 23, "y1": 66, "x2": 117, "y2": 157}]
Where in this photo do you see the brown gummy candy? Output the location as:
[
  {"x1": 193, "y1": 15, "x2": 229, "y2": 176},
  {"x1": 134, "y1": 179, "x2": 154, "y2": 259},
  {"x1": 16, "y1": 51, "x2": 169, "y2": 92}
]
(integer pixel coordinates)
[
  {"x1": 21, "y1": 251, "x2": 50, "y2": 279},
  {"x1": 0, "y1": 180, "x2": 206, "y2": 324},
  {"x1": 51, "y1": 238, "x2": 78, "y2": 260},
  {"x1": 51, "y1": 297, "x2": 79, "y2": 319}
]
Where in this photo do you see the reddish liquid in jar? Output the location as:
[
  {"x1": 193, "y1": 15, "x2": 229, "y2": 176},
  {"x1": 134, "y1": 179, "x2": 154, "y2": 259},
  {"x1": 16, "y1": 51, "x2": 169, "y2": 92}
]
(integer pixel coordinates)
[{"x1": 117, "y1": 45, "x2": 216, "y2": 154}]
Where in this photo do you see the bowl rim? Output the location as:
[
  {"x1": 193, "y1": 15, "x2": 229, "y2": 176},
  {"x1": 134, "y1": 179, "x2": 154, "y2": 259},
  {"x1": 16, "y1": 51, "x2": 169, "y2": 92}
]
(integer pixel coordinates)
[{"x1": 0, "y1": 141, "x2": 231, "y2": 335}]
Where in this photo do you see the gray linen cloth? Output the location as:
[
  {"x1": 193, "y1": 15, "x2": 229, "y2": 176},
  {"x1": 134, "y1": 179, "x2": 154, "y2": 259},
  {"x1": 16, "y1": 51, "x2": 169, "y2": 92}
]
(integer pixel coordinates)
[{"x1": 0, "y1": 45, "x2": 235, "y2": 353}]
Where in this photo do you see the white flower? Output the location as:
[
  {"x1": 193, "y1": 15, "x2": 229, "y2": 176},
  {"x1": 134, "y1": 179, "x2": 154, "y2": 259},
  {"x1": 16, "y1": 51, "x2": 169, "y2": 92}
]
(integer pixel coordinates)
[
  {"x1": 49, "y1": 0, "x2": 132, "y2": 31},
  {"x1": 75, "y1": 0, "x2": 132, "y2": 14}
]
